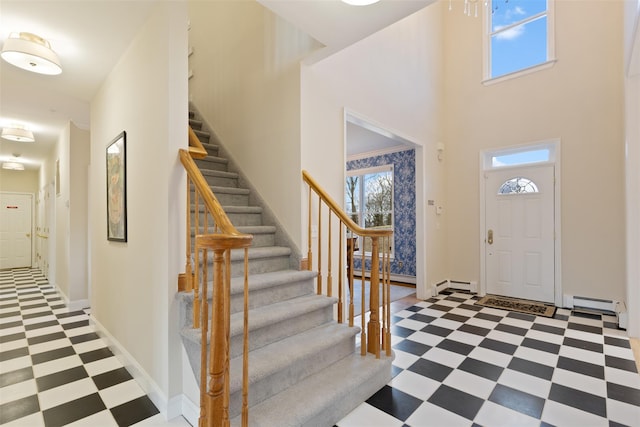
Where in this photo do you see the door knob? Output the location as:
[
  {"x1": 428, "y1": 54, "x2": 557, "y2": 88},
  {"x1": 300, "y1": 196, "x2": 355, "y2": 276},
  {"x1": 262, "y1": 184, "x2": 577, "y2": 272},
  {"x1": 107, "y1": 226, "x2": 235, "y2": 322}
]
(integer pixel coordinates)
[
  {"x1": 26, "y1": 233, "x2": 31, "y2": 238},
  {"x1": 487, "y1": 229, "x2": 493, "y2": 245}
]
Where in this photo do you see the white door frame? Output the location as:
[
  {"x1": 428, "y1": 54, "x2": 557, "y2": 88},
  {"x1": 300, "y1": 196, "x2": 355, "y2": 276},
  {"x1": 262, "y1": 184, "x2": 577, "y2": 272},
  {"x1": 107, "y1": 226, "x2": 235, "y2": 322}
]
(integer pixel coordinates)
[
  {"x1": 0, "y1": 191, "x2": 35, "y2": 269},
  {"x1": 479, "y1": 139, "x2": 563, "y2": 307}
]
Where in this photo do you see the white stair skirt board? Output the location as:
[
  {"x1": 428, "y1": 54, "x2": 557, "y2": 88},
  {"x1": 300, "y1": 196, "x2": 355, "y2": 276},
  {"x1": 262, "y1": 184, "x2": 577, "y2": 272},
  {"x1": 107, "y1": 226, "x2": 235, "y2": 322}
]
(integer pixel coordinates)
[{"x1": 563, "y1": 294, "x2": 628, "y2": 329}]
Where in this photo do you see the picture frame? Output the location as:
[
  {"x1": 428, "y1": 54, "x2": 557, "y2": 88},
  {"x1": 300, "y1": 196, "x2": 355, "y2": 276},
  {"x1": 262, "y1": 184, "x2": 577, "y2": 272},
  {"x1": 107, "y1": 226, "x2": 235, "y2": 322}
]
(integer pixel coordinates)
[{"x1": 106, "y1": 131, "x2": 127, "y2": 242}]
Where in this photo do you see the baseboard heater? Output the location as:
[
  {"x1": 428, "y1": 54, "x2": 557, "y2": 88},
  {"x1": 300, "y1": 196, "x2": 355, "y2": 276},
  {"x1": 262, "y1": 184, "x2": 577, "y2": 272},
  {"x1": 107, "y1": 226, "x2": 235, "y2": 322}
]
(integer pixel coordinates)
[
  {"x1": 564, "y1": 295, "x2": 628, "y2": 329},
  {"x1": 431, "y1": 280, "x2": 478, "y2": 296}
]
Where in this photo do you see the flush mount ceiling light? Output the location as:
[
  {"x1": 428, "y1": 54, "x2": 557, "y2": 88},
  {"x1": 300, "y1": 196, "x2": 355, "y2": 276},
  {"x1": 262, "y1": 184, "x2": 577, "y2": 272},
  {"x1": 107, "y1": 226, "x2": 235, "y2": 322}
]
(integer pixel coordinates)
[
  {"x1": 1, "y1": 126, "x2": 35, "y2": 142},
  {"x1": 2, "y1": 162, "x2": 25, "y2": 171},
  {"x1": 341, "y1": 0, "x2": 380, "y2": 5},
  {"x1": 1, "y1": 32, "x2": 62, "y2": 75}
]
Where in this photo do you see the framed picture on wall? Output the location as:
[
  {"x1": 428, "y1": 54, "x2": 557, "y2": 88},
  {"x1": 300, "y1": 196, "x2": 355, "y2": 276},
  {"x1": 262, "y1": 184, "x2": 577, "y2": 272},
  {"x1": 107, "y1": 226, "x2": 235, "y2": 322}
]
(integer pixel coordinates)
[{"x1": 106, "y1": 131, "x2": 127, "y2": 242}]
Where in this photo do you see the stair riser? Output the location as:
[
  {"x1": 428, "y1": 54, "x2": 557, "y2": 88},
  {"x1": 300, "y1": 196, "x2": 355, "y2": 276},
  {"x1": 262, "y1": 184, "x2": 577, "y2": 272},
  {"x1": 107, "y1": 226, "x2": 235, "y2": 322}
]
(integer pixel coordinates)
[
  {"x1": 195, "y1": 158, "x2": 228, "y2": 172},
  {"x1": 231, "y1": 255, "x2": 290, "y2": 277},
  {"x1": 228, "y1": 334, "x2": 356, "y2": 419},
  {"x1": 193, "y1": 132, "x2": 210, "y2": 144},
  {"x1": 229, "y1": 278, "x2": 314, "y2": 314},
  {"x1": 203, "y1": 174, "x2": 238, "y2": 188},
  {"x1": 229, "y1": 304, "x2": 334, "y2": 359},
  {"x1": 178, "y1": 276, "x2": 315, "y2": 329},
  {"x1": 190, "y1": 211, "x2": 263, "y2": 227},
  {"x1": 189, "y1": 119, "x2": 202, "y2": 131},
  {"x1": 226, "y1": 212, "x2": 263, "y2": 226},
  {"x1": 213, "y1": 192, "x2": 249, "y2": 206}
]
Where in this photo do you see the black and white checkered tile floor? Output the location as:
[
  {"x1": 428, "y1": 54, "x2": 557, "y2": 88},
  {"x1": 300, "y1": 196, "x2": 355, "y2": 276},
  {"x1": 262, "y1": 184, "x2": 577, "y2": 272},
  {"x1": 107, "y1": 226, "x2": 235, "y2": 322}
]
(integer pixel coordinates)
[
  {"x1": 337, "y1": 290, "x2": 640, "y2": 427},
  {"x1": 0, "y1": 268, "x2": 175, "y2": 426},
  {"x1": 3, "y1": 268, "x2": 640, "y2": 426}
]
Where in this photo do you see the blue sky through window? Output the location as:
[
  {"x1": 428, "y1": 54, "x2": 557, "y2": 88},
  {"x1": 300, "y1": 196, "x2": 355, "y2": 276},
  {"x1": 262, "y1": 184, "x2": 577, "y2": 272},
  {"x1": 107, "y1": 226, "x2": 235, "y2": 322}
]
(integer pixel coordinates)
[
  {"x1": 492, "y1": 148, "x2": 550, "y2": 167},
  {"x1": 490, "y1": 0, "x2": 548, "y2": 78}
]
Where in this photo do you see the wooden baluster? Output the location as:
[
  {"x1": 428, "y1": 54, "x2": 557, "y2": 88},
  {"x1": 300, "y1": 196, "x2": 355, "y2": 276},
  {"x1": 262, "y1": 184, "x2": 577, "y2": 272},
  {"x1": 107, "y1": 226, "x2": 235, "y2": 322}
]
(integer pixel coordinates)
[
  {"x1": 223, "y1": 250, "x2": 231, "y2": 425},
  {"x1": 193, "y1": 192, "x2": 201, "y2": 329},
  {"x1": 385, "y1": 236, "x2": 392, "y2": 357},
  {"x1": 242, "y1": 248, "x2": 250, "y2": 427},
  {"x1": 368, "y1": 237, "x2": 380, "y2": 359},
  {"x1": 327, "y1": 210, "x2": 332, "y2": 298},
  {"x1": 307, "y1": 188, "x2": 313, "y2": 271},
  {"x1": 360, "y1": 237, "x2": 366, "y2": 356},
  {"x1": 338, "y1": 223, "x2": 343, "y2": 324},
  {"x1": 348, "y1": 232, "x2": 355, "y2": 328},
  {"x1": 197, "y1": 244, "x2": 208, "y2": 427},
  {"x1": 185, "y1": 176, "x2": 193, "y2": 292},
  {"x1": 317, "y1": 197, "x2": 323, "y2": 295},
  {"x1": 207, "y1": 247, "x2": 229, "y2": 426}
]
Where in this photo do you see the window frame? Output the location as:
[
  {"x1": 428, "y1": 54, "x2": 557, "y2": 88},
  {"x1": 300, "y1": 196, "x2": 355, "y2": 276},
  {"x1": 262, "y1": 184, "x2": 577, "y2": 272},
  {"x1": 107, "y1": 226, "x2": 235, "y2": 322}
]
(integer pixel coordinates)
[
  {"x1": 482, "y1": 0, "x2": 556, "y2": 84},
  {"x1": 345, "y1": 165, "x2": 395, "y2": 258}
]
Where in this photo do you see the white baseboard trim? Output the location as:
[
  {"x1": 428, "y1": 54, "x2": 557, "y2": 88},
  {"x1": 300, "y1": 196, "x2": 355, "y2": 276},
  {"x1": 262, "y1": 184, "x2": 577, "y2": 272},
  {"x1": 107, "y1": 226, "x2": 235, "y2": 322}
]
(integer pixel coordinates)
[
  {"x1": 53, "y1": 283, "x2": 89, "y2": 312},
  {"x1": 181, "y1": 394, "x2": 199, "y2": 426},
  {"x1": 89, "y1": 317, "x2": 169, "y2": 416}
]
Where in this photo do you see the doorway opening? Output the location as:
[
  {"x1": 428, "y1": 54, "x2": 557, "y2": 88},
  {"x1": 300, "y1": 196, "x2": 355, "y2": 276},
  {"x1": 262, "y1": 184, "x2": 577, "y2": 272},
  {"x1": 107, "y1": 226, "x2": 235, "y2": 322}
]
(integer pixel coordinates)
[
  {"x1": 479, "y1": 140, "x2": 562, "y2": 306},
  {"x1": 344, "y1": 110, "x2": 426, "y2": 299}
]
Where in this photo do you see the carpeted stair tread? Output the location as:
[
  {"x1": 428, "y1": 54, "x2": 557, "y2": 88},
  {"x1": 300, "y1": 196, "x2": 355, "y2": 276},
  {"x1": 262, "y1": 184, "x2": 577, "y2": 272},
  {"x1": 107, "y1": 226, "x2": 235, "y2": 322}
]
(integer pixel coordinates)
[
  {"x1": 178, "y1": 269, "x2": 316, "y2": 303},
  {"x1": 227, "y1": 322, "x2": 359, "y2": 394},
  {"x1": 189, "y1": 225, "x2": 275, "y2": 238},
  {"x1": 223, "y1": 206, "x2": 263, "y2": 214},
  {"x1": 200, "y1": 169, "x2": 236, "y2": 180},
  {"x1": 209, "y1": 185, "x2": 250, "y2": 196},
  {"x1": 229, "y1": 293, "x2": 336, "y2": 337},
  {"x1": 229, "y1": 245, "x2": 291, "y2": 261},
  {"x1": 230, "y1": 350, "x2": 394, "y2": 427}
]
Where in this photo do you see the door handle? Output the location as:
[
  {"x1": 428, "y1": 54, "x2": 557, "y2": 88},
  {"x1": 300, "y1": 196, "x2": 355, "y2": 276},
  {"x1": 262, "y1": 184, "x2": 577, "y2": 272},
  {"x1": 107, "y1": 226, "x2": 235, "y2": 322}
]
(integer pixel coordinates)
[{"x1": 487, "y1": 229, "x2": 493, "y2": 245}]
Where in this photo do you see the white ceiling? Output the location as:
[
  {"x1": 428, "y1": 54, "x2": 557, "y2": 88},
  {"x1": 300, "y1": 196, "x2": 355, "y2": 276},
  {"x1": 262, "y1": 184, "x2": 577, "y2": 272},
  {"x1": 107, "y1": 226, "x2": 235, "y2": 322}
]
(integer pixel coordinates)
[
  {"x1": 0, "y1": 0, "x2": 159, "y2": 170},
  {"x1": 0, "y1": 0, "x2": 432, "y2": 171}
]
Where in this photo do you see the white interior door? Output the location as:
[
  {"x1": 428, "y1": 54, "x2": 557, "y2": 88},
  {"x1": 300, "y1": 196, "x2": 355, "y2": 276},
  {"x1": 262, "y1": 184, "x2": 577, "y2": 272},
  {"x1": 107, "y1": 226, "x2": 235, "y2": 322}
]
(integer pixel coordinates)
[
  {"x1": 0, "y1": 193, "x2": 33, "y2": 269},
  {"x1": 485, "y1": 165, "x2": 555, "y2": 302}
]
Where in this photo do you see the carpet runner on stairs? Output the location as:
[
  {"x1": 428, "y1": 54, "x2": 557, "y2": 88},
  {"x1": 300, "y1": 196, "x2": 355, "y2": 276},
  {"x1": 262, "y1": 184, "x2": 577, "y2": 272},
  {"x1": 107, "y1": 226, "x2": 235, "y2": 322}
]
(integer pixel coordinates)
[{"x1": 178, "y1": 107, "x2": 393, "y2": 426}]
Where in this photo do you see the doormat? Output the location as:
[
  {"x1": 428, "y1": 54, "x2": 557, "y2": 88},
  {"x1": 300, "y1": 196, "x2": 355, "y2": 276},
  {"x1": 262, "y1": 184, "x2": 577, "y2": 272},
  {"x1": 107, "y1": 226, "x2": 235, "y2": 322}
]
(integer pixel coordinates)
[{"x1": 476, "y1": 295, "x2": 556, "y2": 318}]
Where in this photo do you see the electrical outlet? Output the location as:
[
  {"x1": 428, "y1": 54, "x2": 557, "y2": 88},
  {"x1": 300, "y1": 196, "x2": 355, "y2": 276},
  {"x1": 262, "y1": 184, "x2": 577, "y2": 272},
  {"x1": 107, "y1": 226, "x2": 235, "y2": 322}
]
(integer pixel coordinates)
[{"x1": 398, "y1": 260, "x2": 403, "y2": 268}]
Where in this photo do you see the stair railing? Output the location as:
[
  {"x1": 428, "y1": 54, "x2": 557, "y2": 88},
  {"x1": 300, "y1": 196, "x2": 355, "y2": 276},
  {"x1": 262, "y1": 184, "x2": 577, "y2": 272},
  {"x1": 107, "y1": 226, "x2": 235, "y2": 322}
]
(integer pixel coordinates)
[
  {"x1": 179, "y1": 127, "x2": 253, "y2": 427},
  {"x1": 302, "y1": 170, "x2": 393, "y2": 358}
]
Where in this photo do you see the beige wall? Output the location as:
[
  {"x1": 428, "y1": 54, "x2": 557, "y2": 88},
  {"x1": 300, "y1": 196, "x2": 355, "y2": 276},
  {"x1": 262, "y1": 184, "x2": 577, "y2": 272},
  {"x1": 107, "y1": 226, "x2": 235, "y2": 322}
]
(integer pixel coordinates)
[
  {"x1": 624, "y1": 0, "x2": 640, "y2": 337},
  {"x1": 188, "y1": 1, "x2": 319, "y2": 248},
  {"x1": 444, "y1": 0, "x2": 626, "y2": 302},
  {"x1": 89, "y1": 2, "x2": 188, "y2": 412},
  {"x1": 301, "y1": 4, "x2": 447, "y2": 298},
  {"x1": 0, "y1": 168, "x2": 39, "y2": 193},
  {"x1": 47, "y1": 122, "x2": 90, "y2": 307}
]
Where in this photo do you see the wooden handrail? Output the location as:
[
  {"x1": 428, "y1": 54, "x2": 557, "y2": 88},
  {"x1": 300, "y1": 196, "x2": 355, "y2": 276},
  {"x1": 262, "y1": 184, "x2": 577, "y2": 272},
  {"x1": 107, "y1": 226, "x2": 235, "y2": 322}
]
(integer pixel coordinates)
[
  {"x1": 180, "y1": 126, "x2": 253, "y2": 427},
  {"x1": 302, "y1": 170, "x2": 392, "y2": 238},
  {"x1": 302, "y1": 170, "x2": 393, "y2": 359},
  {"x1": 189, "y1": 126, "x2": 208, "y2": 159}
]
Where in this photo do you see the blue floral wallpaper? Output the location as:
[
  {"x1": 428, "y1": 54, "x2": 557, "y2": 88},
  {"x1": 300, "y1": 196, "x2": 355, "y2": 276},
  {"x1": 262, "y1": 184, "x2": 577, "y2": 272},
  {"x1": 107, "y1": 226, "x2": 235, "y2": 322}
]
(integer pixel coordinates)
[{"x1": 347, "y1": 149, "x2": 416, "y2": 279}]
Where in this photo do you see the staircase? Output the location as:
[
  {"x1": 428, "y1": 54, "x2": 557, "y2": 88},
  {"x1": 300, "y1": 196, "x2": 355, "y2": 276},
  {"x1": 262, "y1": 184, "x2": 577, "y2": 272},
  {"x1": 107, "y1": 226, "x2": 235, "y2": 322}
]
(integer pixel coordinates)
[{"x1": 178, "y1": 108, "x2": 393, "y2": 426}]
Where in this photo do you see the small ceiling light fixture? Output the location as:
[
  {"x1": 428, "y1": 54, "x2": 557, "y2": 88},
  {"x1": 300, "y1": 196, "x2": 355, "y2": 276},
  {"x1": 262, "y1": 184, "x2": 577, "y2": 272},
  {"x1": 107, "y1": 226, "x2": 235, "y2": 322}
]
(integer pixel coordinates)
[
  {"x1": 1, "y1": 32, "x2": 62, "y2": 75},
  {"x1": 2, "y1": 162, "x2": 25, "y2": 171},
  {"x1": 1, "y1": 126, "x2": 35, "y2": 142},
  {"x1": 341, "y1": 0, "x2": 380, "y2": 5}
]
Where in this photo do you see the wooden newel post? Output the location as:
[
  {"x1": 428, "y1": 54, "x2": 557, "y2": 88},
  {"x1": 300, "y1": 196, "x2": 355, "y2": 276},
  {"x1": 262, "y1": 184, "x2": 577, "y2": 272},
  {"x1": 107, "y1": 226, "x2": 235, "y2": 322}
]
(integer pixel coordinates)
[
  {"x1": 367, "y1": 237, "x2": 381, "y2": 358},
  {"x1": 207, "y1": 248, "x2": 230, "y2": 427}
]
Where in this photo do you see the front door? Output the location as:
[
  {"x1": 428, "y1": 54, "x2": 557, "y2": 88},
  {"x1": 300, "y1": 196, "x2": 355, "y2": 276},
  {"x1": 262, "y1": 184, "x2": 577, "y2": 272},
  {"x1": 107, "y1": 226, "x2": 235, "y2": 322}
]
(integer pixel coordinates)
[
  {"x1": 0, "y1": 193, "x2": 33, "y2": 269},
  {"x1": 485, "y1": 165, "x2": 554, "y2": 303}
]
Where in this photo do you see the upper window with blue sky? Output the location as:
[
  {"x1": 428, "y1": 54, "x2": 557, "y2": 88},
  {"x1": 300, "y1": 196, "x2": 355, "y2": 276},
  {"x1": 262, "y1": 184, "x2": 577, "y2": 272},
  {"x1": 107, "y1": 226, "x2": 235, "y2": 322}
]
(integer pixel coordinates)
[{"x1": 486, "y1": 0, "x2": 555, "y2": 81}]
